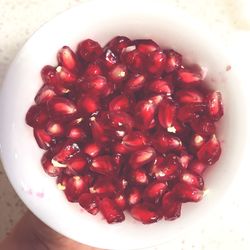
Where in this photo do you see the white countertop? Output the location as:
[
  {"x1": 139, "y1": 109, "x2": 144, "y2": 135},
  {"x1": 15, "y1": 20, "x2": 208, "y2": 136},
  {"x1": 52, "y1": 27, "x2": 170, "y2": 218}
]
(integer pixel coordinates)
[{"x1": 1, "y1": 0, "x2": 250, "y2": 249}]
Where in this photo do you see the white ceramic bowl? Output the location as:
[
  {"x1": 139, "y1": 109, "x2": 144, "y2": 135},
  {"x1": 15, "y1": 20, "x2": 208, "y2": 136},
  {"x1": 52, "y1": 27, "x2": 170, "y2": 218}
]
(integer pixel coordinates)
[{"x1": 0, "y1": 0, "x2": 249, "y2": 249}]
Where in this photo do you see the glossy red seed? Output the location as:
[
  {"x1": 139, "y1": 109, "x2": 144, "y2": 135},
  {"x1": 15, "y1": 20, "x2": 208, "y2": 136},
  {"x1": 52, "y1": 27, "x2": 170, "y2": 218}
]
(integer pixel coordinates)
[
  {"x1": 178, "y1": 151, "x2": 193, "y2": 169},
  {"x1": 89, "y1": 116, "x2": 109, "y2": 143},
  {"x1": 84, "y1": 61, "x2": 103, "y2": 76},
  {"x1": 79, "y1": 193, "x2": 100, "y2": 215},
  {"x1": 109, "y1": 95, "x2": 130, "y2": 112},
  {"x1": 34, "y1": 128, "x2": 55, "y2": 149},
  {"x1": 90, "y1": 178, "x2": 116, "y2": 197},
  {"x1": 122, "y1": 49, "x2": 145, "y2": 73},
  {"x1": 26, "y1": 104, "x2": 48, "y2": 128},
  {"x1": 129, "y1": 146, "x2": 156, "y2": 169},
  {"x1": 177, "y1": 68, "x2": 202, "y2": 85},
  {"x1": 158, "y1": 100, "x2": 177, "y2": 129},
  {"x1": 191, "y1": 117, "x2": 216, "y2": 136},
  {"x1": 125, "y1": 73, "x2": 146, "y2": 93},
  {"x1": 190, "y1": 134, "x2": 205, "y2": 150},
  {"x1": 56, "y1": 174, "x2": 70, "y2": 190},
  {"x1": 144, "y1": 182, "x2": 168, "y2": 202},
  {"x1": 65, "y1": 176, "x2": 89, "y2": 202},
  {"x1": 77, "y1": 94, "x2": 100, "y2": 115},
  {"x1": 161, "y1": 192, "x2": 182, "y2": 220},
  {"x1": 188, "y1": 160, "x2": 207, "y2": 175},
  {"x1": 67, "y1": 126, "x2": 86, "y2": 141},
  {"x1": 99, "y1": 198, "x2": 125, "y2": 223},
  {"x1": 130, "y1": 169, "x2": 149, "y2": 185},
  {"x1": 130, "y1": 204, "x2": 160, "y2": 224},
  {"x1": 148, "y1": 78, "x2": 173, "y2": 95},
  {"x1": 172, "y1": 183, "x2": 203, "y2": 202},
  {"x1": 127, "y1": 187, "x2": 142, "y2": 206},
  {"x1": 46, "y1": 121, "x2": 64, "y2": 137},
  {"x1": 108, "y1": 63, "x2": 127, "y2": 83},
  {"x1": 122, "y1": 131, "x2": 148, "y2": 151},
  {"x1": 197, "y1": 134, "x2": 221, "y2": 165},
  {"x1": 35, "y1": 85, "x2": 56, "y2": 104},
  {"x1": 135, "y1": 39, "x2": 160, "y2": 53},
  {"x1": 67, "y1": 155, "x2": 88, "y2": 174},
  {"x1": 105, "y1": 36, "x2": 132, "y2": 55},
  {"x1": 175, "y1": 89, "x2": 204, "y2": 104},
  {"x1": 179, "y1": 170, "x2": 204, "y2": 189},
  {"x1": 147, "y1": 50, "x2": 166, "y2": 75},
  {"x1": 41, "y1": 65, "x2": 59, "y2": 85},
  {"x1": 41, "y1": 151, "x2": 62, "y2": 177},
  {"x1": 114, "y1": 194, "x2": 127, "y2": 210},
  {"x1": 57, "y1": 46, "x2": 78, "y2": 71},
  {"x1": 164, "y1": 49, "x2": 182, "y2": 73},
  {"x1": 82, "y1": 142, "x2": 102, "y2": 158},
  {"x1": 102, "y1": 49, "x2": 117, "y2": 68},
  {"x1": 56, "y1": 66, "x2": 77, "y2": 83},
  {"x1": 90, "y1": 155, "x2": 116, "y2": 175},
  {"x1": 206, "y1": 91, "x2": 224, "y2": 121},
  {"x1": 77, "y1": 39, "x2": 103, "y2": 62}
]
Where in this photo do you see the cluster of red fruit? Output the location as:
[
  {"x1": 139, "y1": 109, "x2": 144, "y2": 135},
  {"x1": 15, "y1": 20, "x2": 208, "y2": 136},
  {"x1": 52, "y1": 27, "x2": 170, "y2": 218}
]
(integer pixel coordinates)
[{"x1": 26, "y1": 36, "x2": 223, "y2": 224}]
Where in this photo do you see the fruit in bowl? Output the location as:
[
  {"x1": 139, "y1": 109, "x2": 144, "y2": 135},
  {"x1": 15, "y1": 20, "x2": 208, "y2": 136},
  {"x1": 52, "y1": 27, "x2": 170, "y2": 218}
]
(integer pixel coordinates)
[{"x1": 25, "y1": 36, "x2": 223, "y2": 224}]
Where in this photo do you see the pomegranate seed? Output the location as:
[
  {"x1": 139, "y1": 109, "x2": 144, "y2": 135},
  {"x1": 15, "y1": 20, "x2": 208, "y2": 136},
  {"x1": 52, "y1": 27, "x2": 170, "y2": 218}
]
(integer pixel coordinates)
[
  {"x1": 26, "y1": 104, "x2": 48, "y2": 128},
  {"x1": 114, "y1": 194, "x2": 127, "y2": 210},
  {"x1": 122, "y1": 131, "x2": 148, "y2": 151},
  {"x1": 150, "y1": 154, "x2": 181, "y2": 181},
  {"x1": 158, "y1": 100, "x2": 177, "y2": 130},
  {"x1": 41, "y1": 151, "x2": 62, "y2": 177},
  {"x1": 46, "y1": 121, "x2": 64, "y2": 138},
  {"x1": 179, "y1": 170, "x2": 204, "y2": 189},
  {"x1": 90, "y1": 155, "x2": 116, "y2": 175},
  {"x1": 65, "y1": 176, "x2": 89, "y2": 202},
  {"x1": 53, "y1": 141, "x2": 80, "y2": 164},
  {"x1": 77, "y1": 94, "x2": 100, "y2": 115},
  {"x1": 109, "y1": 95, "x2": 130, "y2": 112},
  {"x1": 135, "y1": 39, "x2": 160, "y2": 53},
  {"x1": 77, "y1": 39, "x2": 103, "y2": 62},
  {"x1": 188, "y1": 160, "x2": 207, "y2": 175},
  {"x1": 112, "y1": 154, "x2": 124, "y2": 169},
  {"x1": 56, "y1": 66, "x2": 77, "y2": 83},
  {"x1": 105, "y1": 36, "x2": 132, "y2": 55},
  {"x1": 130, "y1": 169, "x2": 149, "y2": 185},
  {"x1": 82, "y1": 142, "x2": 102, "y2": 158},
  {"x1": 129, "y1": 146, "x2": 156, "y2": 169},
  {"x1": 84, "y1": 61, "x2": 103, "y2": 76},
  {"x1": 175, "y1": 89, "x2": 204, "y2": 104},
  {"x1": 130, "y1": 203, "x2": 161, "y2": 224},
  {"x1": 90, "y1": 178, "x2": 116, "y2": 197},
  {"x1": 161, "y1": 192, "x2": 182, "y2": 220},
  {"x1": 144, "y1": 182, "x2": 168, "y2": 203},
  {"x1": 190, "y1": 117, "x2": 216, "y2": 136},
  {"x1": 127, "y1": 187, "x2": 142, "y2": 206},
  {"x1": 35, "y1": 85, "x2": 56, "y2": 104},
  {"x1": 190, "y1": 134, "x2": 205, "y2": 150},
  {"x1": 122, "y1": 49, "x2": 145, "y2": 73},
  {"x1": 148, "y1": 78, "x2": 173, "y2": 95},
  {"x1": 57, "y1": 46, "x2": 78, "y2": 71},
  {"x1": 178, "y1": 151, "x2": 193, "y2": 169},
  {"x1": 56, "y1": 174, "x2": 70, "y2": 190},
  {"x1": 125, "y1": 73, "x2": 146, "y2": 93},
  {"x1": 99, "y1": 197, "x2": 125, "y2": 223},
  {"x1": 67, "y1": 154, "x2": 88, "y2": 174},
  {"x1": 147, "y1": 50, "x2": 166, "y2": 75},
  {"x1": 108, "y1": 63, "x2": 127, "y2": 83},
  {"x1": 67, "y1": 126, "x2": 87, "y2": 141},
  {"x1": 206, "y1": 91, "x2": 224, "y2": 121},
  {"x1": 89, "y1": 116, "x2": 109, "y2": 143},
  {"x1": 177, "y1": 68, "x2": 202, "y2": 85},
  {"x1": 34, "y1": 128, "x2": 55, "y2": 149},
  {"x1": 41, "y1": 65, "x2": 59, "y2": 85},
  {"x1": 112, "y1": 142, "x2": 129, "y2": 155},
  {"x1": 164, "y1": 49, "x2": 182, "y2": 73},
  {"x1": 79, "y1": 193, "x2": 100, "y2": 215},
  {"x1": 173, "y1": 183, "x2": 203, "y2": 202},
  {"x1": 102, "y1": 49, "x2": 117, "y2": 68},
  {"x1": 48, "y1": 97, "x2": 77, "y2": 121},
  {"x1": 197, "y1": 134, "x2": 221, "y2": 165}
]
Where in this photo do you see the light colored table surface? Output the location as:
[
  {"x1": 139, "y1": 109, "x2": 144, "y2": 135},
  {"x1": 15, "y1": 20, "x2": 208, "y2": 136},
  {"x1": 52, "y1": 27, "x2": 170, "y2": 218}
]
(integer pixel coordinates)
[{"x1": 1, "y1": 0, "x2": 250, "y2": 249}]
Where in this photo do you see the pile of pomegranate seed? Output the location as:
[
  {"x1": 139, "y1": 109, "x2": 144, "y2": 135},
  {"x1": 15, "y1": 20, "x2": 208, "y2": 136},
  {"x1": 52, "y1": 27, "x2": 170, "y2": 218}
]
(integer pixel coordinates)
[{"x1": 26, "y1": 36, "x2": 223, "y2": 224}]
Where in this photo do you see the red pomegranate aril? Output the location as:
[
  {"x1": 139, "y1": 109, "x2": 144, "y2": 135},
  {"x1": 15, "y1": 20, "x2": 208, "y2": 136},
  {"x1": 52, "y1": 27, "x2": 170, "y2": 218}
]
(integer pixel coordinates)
[
  {"x1": 77, "y1": 39, "x2": 103, "y2": 62},
  {"x1": 41, "y1": 65, "x2": 59, "y2": 85},
  {"x1": 144, "y1": 182, "x2": 168, "y2": 203},
  {"x1": 173, "y1": 182, "x2": 203, "y2": 202},
  {"x1": 188, "y1": 160, "x2": 207, "y2": 175},
  {"x1": 190, "y1": 134, "x2": 205, "y2": 150},
  {"x1": 108, "y1": 63, "x2": 127, "y2": 83},
  {"x1": 130, "y1": 169, "x2": 149, "y2": 185},
  {"x1": 34, "y1": 128, "x2": 55, "y2": 149},
  {"x1": 67, "y1": 155, "x2": 88, "y2": 174},
  {"x1": 48, "y1": 97, "x2": 77, "y2": 121},
  {"x1": 90, "y1": 178, "x2": 116, "y2": 197},
  {"x1": 135, "y1": 39, "x2": 160, "y2": 53},
  {"x1": 82, "y1": 142, "x2": 102, "y2": 158},
  {"x1": 114, "y1": 194, "x2": 127, "y2": 210},
  {"x1": 130, "y1": 203, "x2": 161, "y2": 224},
  {"x1": 99, "y1": 197, "x2": 125, "y2": 223},
  {"x1": 147, "y1": 50, "x2": 166, "y2": 75},
  {"x1": 35, "y1": 85, "x2": 56, "y2": 104},
  {"x1": 46, "y1": 121, "x2": 64, "y2": 138},
  {"x1": 178, "y1": 151, "x2": 193, "y2": 169},
  {"x1": 158, "y1": 100, "x2": 177, "y2": 130},
  {"x1": 79, "y1": 193, "x2": 100, "y2": 215},
  {"x1": 90, "y1": 155, "x2": 116, "y2": 175},
  {"x1": 125, "y1": 73, "x2": 146, "y2": 93},
  {"x1": 56, "y1": 66, "x2": 77, "y2": 83},
  {"x1": 164, "y1": 49, "x2": 182, "y2": 73},
  {"x1": 56, "y1": 174, "x2": 70, "y2": 190},
  {"x1": 84, "y1": 61, "x2": 103, "y2": 76},
  {"x1": 179, "y1": 170, "x2": 204, "y2": 189},
  {"x1": 191, "y1": 117, "x2": 216, "y2": 136},
  {"x1": 53, "y1": 141, "x2": 80, "y2": 164},
  {"x1": 109, "y1": 95, "x2": 130, "y2": 112},
  {"x1": 26, "y1": 104, "x2": 48, "y2": 128},
  {"x1": 41, "y1": 151, "x2": 62, "y2": 177},
  {"x1": 197, "y1": 134, "x2": 221, "y2": 165},
  {"x1": 57, "y1": 46, "x2": 78, "y2": 71},
  {"x1": 65, "y1": 176, "x2": 89, "y2": 202},
  {"x1": 78, "y1": 94, "x2": 100, "y2": 115},
  {"x1": 122, "y1": 49, "x2": 145, "y2": 73},
  {"x1": 105, "y1": 36, "x2": 132, "y2": 55},
  {"x1": 67, "y1": 126, "x2": 86, "y2": 142},
  {"x1": 102, "y1": 49, "x2": 117, "y2": 68},
  {"x1": 175, "y1": 89, "x2": 204, "y2": 104},
  {"x1": 122, "y1": 131, "x2": 149, "y2": 151},
  {"x1": 148, "y1": 78, "x2": 173, "y2": 95},
  {"x1": 177, "y1": 68, "x2": 202, "y2": 85},
  {"x1": 161, "y1": 192, "x2": 182, "y2": 220},
  {"x1": 129, "y1": 146, "x2": 156, "y2": 169},
  {"x1": 127, "y1": 187, "x2": 142, "y2": 206},
  {"x1": 206, "y1": 91, "x2": 224, "y2": 121}
]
